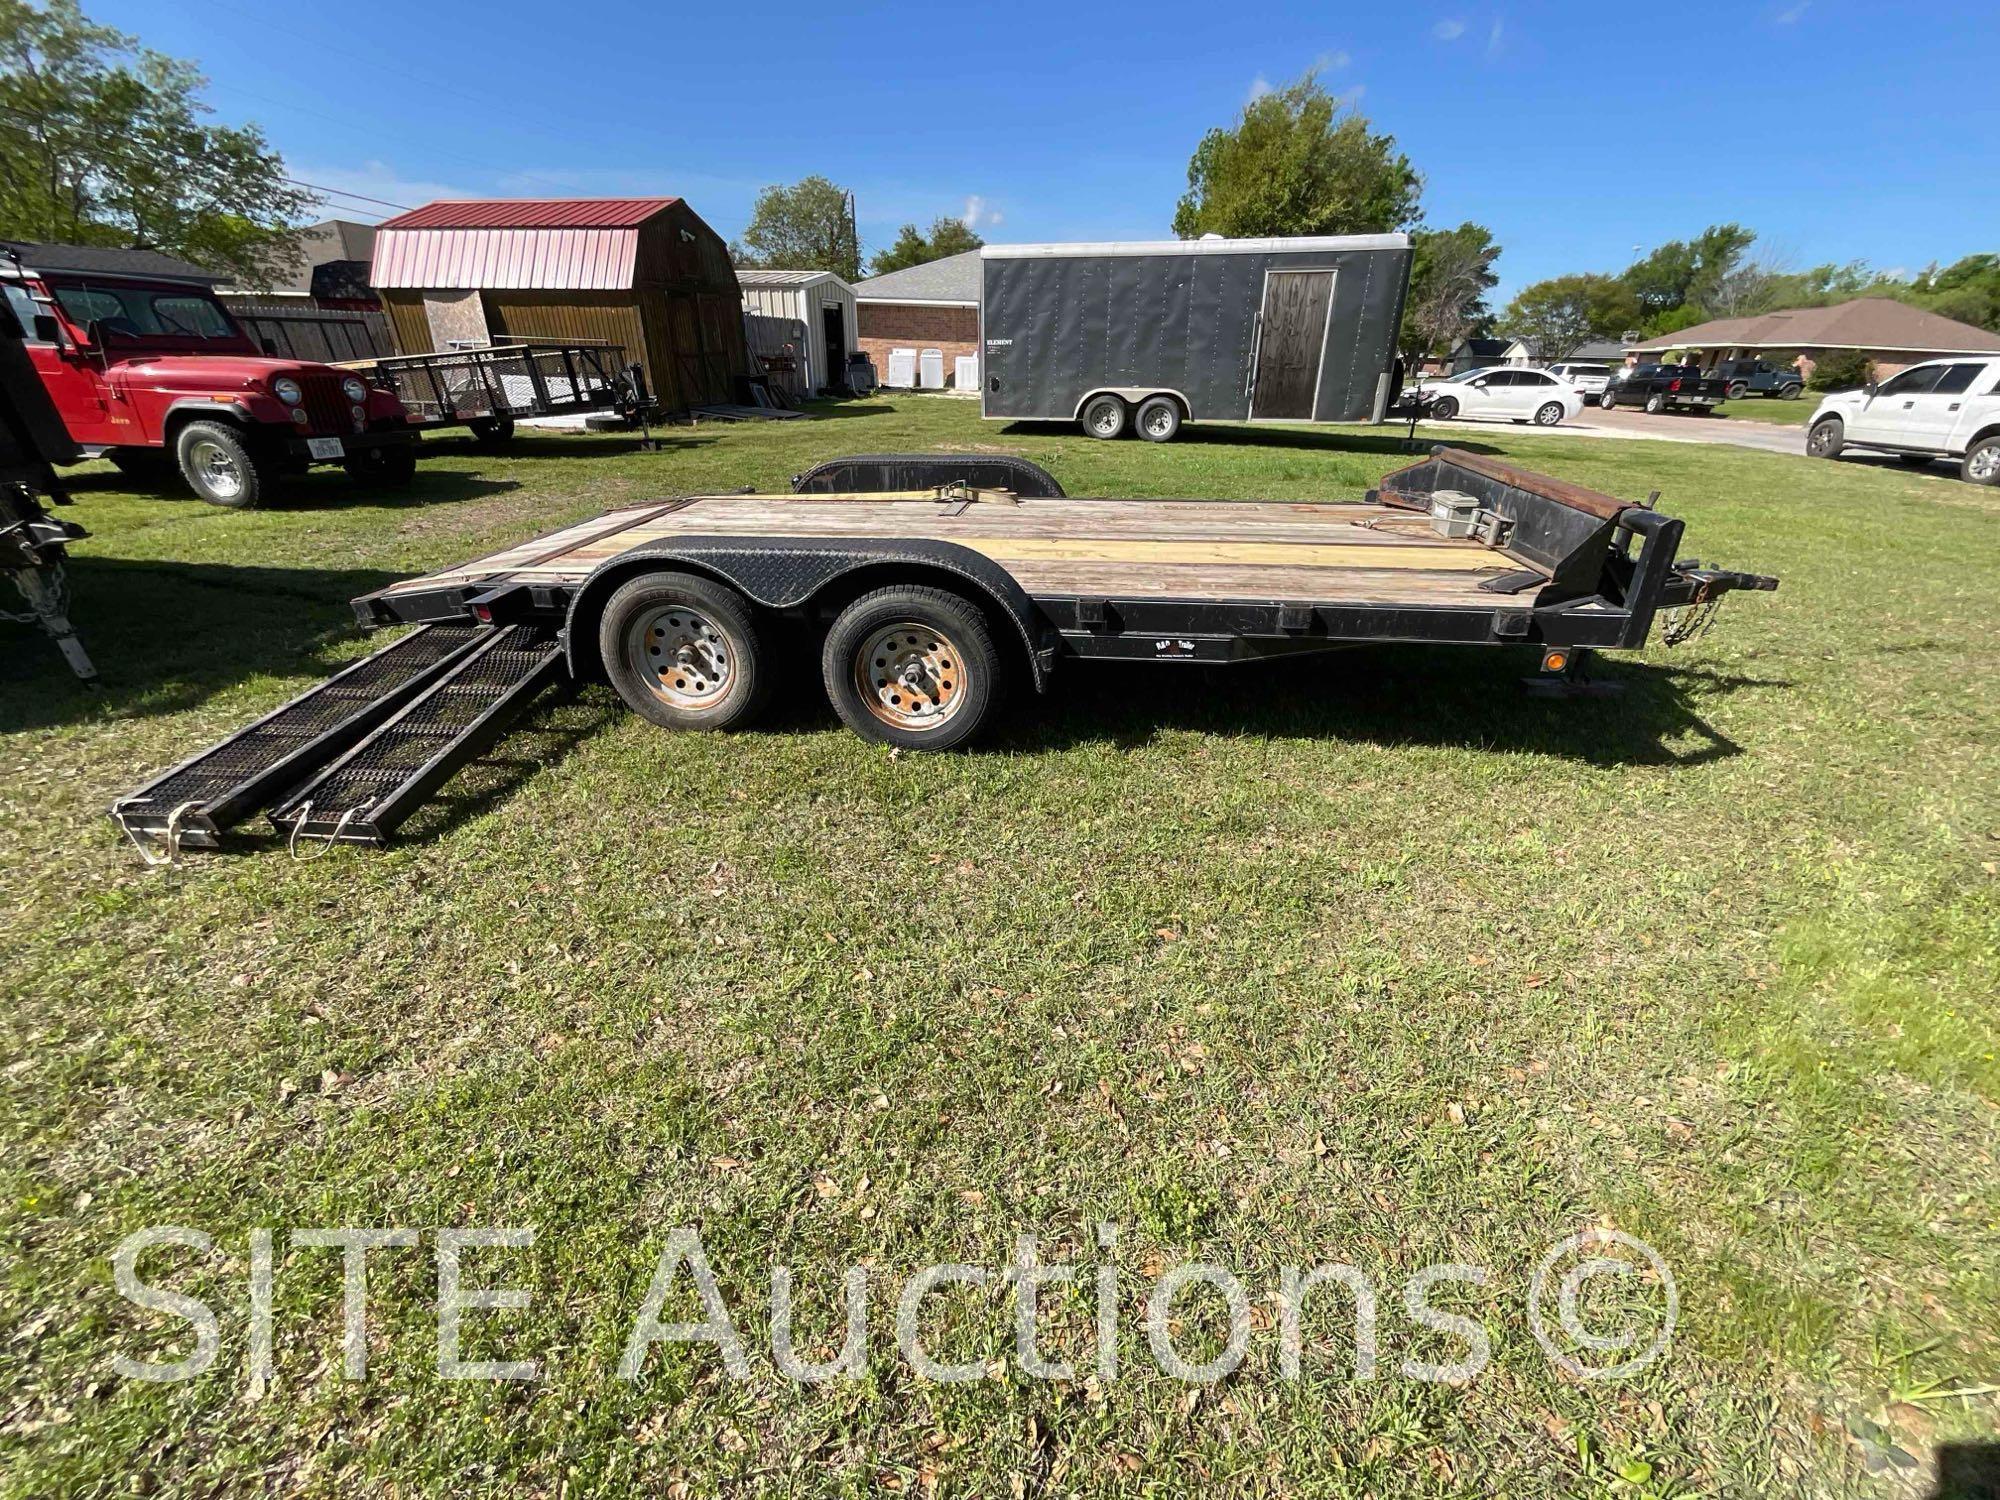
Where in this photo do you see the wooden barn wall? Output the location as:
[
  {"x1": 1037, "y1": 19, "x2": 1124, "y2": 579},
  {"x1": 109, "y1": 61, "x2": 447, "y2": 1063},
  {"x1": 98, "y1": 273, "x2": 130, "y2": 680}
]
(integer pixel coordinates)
[
  {"x1": 479, "y1": 290, "x2": 649, "y2": 388},
  {"x1": 380, "y1": 291, "x2": 433, "y2": 356}
]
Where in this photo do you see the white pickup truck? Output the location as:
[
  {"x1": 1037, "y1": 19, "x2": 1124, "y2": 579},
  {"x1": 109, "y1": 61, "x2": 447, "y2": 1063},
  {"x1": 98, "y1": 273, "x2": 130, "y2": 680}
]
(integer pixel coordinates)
[{"x1": 1806, "y1": 355, "x2": 2000, "y2": 484}]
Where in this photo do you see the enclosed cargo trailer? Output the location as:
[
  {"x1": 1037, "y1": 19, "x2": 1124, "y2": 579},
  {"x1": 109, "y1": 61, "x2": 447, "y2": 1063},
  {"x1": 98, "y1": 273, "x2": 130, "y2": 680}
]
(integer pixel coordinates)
[
  {"x1": 979, "y1": 235, "x2": 1412, "y2": 441},
  {"x1": 113, "y1": 449, "x2": 1777, "y2": 856}
]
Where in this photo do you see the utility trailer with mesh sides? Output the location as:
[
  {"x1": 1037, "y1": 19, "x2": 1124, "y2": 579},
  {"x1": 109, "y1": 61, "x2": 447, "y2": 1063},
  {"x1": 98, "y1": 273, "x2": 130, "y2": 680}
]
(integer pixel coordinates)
[
  {"x1": 112, "y1": 448, "x2": 1776, "y2": 856},
  {"x1": 344, "y1": 340, "x2": 653, "y2": 448}
]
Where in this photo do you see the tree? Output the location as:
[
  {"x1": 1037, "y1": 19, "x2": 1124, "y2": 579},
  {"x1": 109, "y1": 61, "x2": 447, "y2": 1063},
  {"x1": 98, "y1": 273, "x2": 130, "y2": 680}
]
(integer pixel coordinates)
[
  {"x1": 1501, "y1": 275, "x2": 1603, "y2": 363},
  {"x1": 1172, "y1": 72, "x2": 1420, "y2": 239},
  {"x1": 867, "y1": 215, "x2": 983, "y2": 277},
  {"x1": 1617, "y1": 224, "x2": 1754, "y2": 329},
  {"x1": 1401, "y1": 221, "x2": 1500, "y2": 358},
  {"x1": 1902, "y1": 253, "x2": 2000, "y2": 332},
  {"x1": 0, "y1": 0, "x2": 310, "y2": 284},
  {"x1": 730, "y1": 175, "x2": 858, "y2": 282}
]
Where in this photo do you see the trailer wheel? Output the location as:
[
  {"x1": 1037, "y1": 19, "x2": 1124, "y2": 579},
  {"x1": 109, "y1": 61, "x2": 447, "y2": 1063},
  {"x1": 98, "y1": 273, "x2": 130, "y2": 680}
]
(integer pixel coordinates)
[
  {"x1": 469, "y1": 417, "x2": 515, "y2": 448},
  {"x1": 344, "y1": 444, "x2": 416, "y2": 489},
  {"x1": 1807, "y1": 417, "x2": 1844, "y2": 460},
  {"x1": 1080, "y1": 394, "x2": 1128, "y2": 440},
  {"x1": 599, "y1": 572, "x2": 770, "y2": 732},
  {"x1": 174, "y1": 421, "x2": 270, "y2": 508},
  {"x1": 822, "y1": 586, "x2": 1002, "y2": 751},
  {"x1": 1134, "y1": 396, "x2": 1182, "y2": 443}
]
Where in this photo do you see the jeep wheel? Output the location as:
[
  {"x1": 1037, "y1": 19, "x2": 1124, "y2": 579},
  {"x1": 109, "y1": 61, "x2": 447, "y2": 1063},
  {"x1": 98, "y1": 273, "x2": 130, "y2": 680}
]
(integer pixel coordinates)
[
  {"x1": 1726, "y1": 381, "x2": 1748, "y2": 401},
  {"x1": 174, "y1": 421, "x2": 271, "y2": 508},
  {"x1": 1781, "y1": 384, "x2": 1804, "y2": 400},
  {"x1": 1962, "y1": 436, "x2": 2000, "y2": 486},
  {"x1": 1807, "y1": 417, "x2": 1844, "y2": 460},
  {"x1": 822, "y1": 586, "x2": 1003, "y2": 752}
]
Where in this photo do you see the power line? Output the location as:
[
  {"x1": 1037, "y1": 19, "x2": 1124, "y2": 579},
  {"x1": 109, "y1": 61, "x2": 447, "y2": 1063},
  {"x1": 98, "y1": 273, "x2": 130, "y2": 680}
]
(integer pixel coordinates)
[{"x1": 282, "y1": 178, "x2": 409, "y2": 212}]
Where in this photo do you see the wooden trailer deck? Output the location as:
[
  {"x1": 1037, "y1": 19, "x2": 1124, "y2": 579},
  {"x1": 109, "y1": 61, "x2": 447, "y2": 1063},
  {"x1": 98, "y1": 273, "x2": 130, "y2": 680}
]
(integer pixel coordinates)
[{"x1": 375, "y1": 491, "x2": 1525, "y2": 610}]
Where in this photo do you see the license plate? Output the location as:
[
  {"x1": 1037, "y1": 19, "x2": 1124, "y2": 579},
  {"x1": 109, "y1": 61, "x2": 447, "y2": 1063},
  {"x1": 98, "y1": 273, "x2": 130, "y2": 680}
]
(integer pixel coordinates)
[{"x1": 306, "y1": 437, "x2": 345, "y2": 460}]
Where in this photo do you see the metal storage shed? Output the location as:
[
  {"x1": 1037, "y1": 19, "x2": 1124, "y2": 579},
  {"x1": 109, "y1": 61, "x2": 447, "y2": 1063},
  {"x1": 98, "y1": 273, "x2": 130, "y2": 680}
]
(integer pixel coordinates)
[
  {"x1": 735, "y1": 269, "x2": 857, "y2": 394},
  {"x1": 370, "y1": 197, "x2": 750, "y2": 413}
]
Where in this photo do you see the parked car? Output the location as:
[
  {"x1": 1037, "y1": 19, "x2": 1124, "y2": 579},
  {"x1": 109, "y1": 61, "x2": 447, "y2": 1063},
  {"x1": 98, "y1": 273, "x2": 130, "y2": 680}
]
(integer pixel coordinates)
[
  {"x1": 1421, "y1": 367, "x2": 1585, "y2": 426},
  {"x1": 0, "y1": 253, "x2": 415, "y2": 507},
  {"x1": 1711, "y1": 358, "x2": 1805, "y2": 400},
  {"x1": 1599, "y1": 363, "x2": 1727, "y2": 414},
  {"x1": 1806, "y1": 356, "x2": 2000, "y2": 485},
  {"x1": 1546, "y1": 361, "x2": 1614, "y2": 398}
]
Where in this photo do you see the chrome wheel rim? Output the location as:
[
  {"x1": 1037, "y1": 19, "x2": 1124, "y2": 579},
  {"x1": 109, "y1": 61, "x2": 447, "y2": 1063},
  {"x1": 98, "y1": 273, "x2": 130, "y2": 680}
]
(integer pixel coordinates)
[
  {"x1": 628, "y1": 605, "x2": 731, "y2": 708},
  {"x1": 1142, "y1": 405, "x2": 1174, "y2": 437},
  {"x1": 1970, "y1": 446, "x2": 2000, "y2": 481},
  {"x1": 1088, "y1": 403, "x2": 1120, "y2": 436},
  {"x1": 854, "y1": 622, "x2": 965, "y2": 731},
  {"x1": 1809, "y1": 424, "x2": 1837, "y2": 455},
  {"x1": 188, "y1": 438, "x2": 243, "y2": 500}
]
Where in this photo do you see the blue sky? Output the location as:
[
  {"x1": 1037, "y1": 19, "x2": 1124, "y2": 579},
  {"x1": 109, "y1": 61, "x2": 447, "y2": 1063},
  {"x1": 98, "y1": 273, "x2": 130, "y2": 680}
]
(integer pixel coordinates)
[{"x1": 93, "y1": 0, "x2": 1998, "y2": 302}]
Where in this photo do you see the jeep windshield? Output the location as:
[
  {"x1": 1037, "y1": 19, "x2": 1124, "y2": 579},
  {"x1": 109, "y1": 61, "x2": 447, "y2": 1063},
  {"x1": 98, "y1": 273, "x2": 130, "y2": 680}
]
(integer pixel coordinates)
[{"x1": 52, "y1": 282, "x2": 247, "y2": 344}]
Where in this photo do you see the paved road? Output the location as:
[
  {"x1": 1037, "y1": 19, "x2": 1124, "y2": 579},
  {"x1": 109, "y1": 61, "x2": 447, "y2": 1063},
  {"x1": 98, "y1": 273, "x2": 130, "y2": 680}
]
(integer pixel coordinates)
[{"x1": 1409, "y1": 404, "x2": 1809, "y2": 457}]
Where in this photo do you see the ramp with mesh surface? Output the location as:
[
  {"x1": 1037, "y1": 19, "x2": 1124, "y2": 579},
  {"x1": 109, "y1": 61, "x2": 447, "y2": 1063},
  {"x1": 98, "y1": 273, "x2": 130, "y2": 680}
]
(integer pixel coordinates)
[
  {"x1": 267, "y1": 623, "x2": 565, "y2": 846},
  {"x1": 111, "y1": 624, "x2": 483, "y2": 852}
]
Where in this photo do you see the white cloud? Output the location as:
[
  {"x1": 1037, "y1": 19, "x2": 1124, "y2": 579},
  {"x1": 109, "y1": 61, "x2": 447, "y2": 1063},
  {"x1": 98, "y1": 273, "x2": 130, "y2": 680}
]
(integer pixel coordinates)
[
  {"x1": 1316, "y1": 49, "x2": 1352, "y2": 71},
  {"x1": 1774, "y1": 0, "x2": 1809, "y2": 22},
  {"x1": 1246, "y1": 74, "x2": 1275, "y2": 104},
  {"x1": 961, "y1": 195, "x2": 1003, "y2": 230},
  {"x1": 1486, "y1": 15, "x2": 1505, "y2": 55},
  {"x1": 1432, "y1": 18, "x2": 1466, "y2": 40}
]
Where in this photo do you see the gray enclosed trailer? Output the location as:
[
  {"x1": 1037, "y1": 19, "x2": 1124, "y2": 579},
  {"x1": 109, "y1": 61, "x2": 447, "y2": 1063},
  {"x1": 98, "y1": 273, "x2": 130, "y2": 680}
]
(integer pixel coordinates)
[{"x1": 979, "y1": 234, "x2": 1412, "y2": 442}]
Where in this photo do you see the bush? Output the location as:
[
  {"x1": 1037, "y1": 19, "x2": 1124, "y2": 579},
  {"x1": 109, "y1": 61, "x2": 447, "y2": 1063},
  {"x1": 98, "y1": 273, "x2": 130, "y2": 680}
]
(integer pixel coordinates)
[{"x1": 1810, "y1": 349, "x2": 1874, "y2": 391}]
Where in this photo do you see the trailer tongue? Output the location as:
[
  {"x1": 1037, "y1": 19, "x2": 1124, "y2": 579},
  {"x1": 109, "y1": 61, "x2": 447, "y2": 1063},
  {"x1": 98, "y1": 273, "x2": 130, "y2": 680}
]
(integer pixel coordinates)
[{"x1": 111, "y1": 448, "x2": 1776, "y2": 859}]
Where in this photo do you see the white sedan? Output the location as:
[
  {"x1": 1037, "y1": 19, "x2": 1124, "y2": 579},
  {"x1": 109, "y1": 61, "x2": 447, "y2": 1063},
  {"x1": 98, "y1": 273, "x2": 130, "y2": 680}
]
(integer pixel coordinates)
[{"x1": 1420, "y1": 367, "x2": 1587, "y2": 426}]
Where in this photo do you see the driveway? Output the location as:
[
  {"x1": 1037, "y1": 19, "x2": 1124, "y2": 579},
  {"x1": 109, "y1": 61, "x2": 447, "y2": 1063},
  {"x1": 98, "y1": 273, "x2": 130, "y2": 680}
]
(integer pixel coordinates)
[{"x1": 1405, "y1": 405, "x2": 1807, "y2": 457}]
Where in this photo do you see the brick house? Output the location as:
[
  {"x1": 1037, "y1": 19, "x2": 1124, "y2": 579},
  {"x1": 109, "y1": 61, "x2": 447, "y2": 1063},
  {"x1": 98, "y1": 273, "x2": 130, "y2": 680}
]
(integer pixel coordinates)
[
  {"x1": 1629, "y1": 297, "x2": 2000, "y2": 382},
  {"x1": 852, "y1": 249, "x2": 980, "y2": 387}
]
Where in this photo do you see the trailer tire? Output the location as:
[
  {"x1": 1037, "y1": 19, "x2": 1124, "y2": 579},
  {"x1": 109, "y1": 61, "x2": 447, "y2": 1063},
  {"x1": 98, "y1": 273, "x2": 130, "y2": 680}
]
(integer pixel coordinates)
[
  {"x1": 174, "y1": 420, "x2": 270, "y2": 508},
  {"x1": 822, "y1": 586, "x2": 1002, "y2": 752},
  {"x1": 1134, "y1": 396, "x2": 1182, "y2": 443},
  {"x1": 1080, "y1": 394, "x2": 1128, "y2": 440},
  {"x1": 469, "y1": 417, "x2": 515, "y2": 448},
  {"x1": 599, "y1": 572, "x2": 771, "y2": 732},
  {"x1": 344, "y1": 444, "x2": 416, "y2": 489},
  {"x1": 1807, "y1": 416, "x2": 1844, "y2": 460}
]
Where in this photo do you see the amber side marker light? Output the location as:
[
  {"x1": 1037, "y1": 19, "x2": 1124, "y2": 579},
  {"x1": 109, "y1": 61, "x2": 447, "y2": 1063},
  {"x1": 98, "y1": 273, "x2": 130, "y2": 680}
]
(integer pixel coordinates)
[{"x1": 1541, "y1": 648, "x2": 1570, "y2": 674}]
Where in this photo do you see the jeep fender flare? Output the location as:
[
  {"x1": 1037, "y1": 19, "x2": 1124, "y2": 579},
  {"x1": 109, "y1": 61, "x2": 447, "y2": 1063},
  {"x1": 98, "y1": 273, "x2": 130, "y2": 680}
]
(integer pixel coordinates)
[{"x1": 563, "y1": 535, "x2": 1055, "y2": 691}]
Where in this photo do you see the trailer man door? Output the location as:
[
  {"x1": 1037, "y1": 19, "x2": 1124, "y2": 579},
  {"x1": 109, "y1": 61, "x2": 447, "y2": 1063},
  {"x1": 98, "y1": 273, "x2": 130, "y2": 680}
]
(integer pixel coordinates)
[{"x1": 1250, "y1": 269, "x2": 1335, "y2": 420}]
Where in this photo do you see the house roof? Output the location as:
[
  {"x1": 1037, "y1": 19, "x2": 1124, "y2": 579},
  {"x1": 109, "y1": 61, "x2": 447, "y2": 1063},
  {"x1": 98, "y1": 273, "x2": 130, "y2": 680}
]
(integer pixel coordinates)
[
  {"x1": 853, "y1": 249, "x2": 982, "y2": 305},
  {"x1": 224, "y1": 219, "x2": 379, "y2": 296},
  {"x1": 1455, "y1": 336, "x2": 1514, "y2": 357},
  {"x1": 377, "y1": 198, "x2": 679, "y2": 230},
  {"x1": 0, "y1": 240, "x2": 222, "y2": 284},
  {"x1": 736, "y1": 268, "x2": 852, "y2": 290},
  {"x1": 1631, "y1": 297, "x2": 2000, "y2": 355}
]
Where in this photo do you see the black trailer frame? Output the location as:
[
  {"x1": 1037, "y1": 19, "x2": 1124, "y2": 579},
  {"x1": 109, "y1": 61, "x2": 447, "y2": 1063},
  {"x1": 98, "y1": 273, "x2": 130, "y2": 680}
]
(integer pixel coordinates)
[
  {"x1": 979, "y1": 235, "x2": 1412, "y2": 437},
  {"x1": 354, "y1": 339, "x2": 653, "y2": 434}
]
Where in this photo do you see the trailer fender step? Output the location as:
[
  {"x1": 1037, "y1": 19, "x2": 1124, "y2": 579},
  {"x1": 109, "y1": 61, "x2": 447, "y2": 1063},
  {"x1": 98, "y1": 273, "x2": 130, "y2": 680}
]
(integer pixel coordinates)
[
  {"x1": 110, "y1": 623, "x2": 485, "y2": 856},
  {"x1": 267, "y1": 623, "x2": 566, "y2": 848}
]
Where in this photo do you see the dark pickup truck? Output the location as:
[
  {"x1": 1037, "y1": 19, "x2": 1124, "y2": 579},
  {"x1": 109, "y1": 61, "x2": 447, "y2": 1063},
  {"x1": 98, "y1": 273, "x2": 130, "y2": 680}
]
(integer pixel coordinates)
[
  {"x1": 1711, "y1": 358, "x2": 1805, "y2": 400},
  {"x1": 1600, "y1": 363, "x2": 1727, "y2": 414}
]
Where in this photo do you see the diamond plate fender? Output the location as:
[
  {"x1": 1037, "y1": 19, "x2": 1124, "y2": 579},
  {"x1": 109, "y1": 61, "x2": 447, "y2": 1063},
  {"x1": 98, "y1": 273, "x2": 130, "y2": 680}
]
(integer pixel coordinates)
[{"x1": 562, "y1": 535, "x2": 1055, "y2": 691}]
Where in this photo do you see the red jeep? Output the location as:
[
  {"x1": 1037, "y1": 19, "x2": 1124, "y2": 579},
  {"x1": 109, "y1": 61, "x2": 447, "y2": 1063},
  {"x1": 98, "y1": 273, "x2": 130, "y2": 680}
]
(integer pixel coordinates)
[{"x1": 1, "y1": 255, "x2": 415, "y2": 507}]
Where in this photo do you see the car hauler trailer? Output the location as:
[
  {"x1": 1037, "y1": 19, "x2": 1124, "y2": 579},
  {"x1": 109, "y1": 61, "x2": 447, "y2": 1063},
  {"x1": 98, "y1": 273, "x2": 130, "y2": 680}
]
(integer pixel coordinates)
[
  {"x1": 112, "y1": 448, "x2": 1775, "y2": 856},
  {"x1": 343, "y1": 339, "x2": 657, "y2": 447},
  {"x1": 979, "y1": 235, "x2": 1413, "y2": 442}
]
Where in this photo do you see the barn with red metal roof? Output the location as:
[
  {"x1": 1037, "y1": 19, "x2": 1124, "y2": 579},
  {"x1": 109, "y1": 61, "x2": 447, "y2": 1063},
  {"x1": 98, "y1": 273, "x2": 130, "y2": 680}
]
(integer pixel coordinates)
[{"x1": 371, "y1": 197, "x2": 748, "y2": 412}]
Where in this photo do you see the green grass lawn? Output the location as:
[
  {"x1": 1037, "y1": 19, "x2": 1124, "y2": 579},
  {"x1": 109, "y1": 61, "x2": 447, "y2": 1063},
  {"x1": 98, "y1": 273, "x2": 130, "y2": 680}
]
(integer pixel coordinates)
[
  {"x1": 1710, "y1": 394, "x2": 1827, "y2": 425},
  {"x1": 4, "y1": 398, "x2": 1997, "y2": 1497}
]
